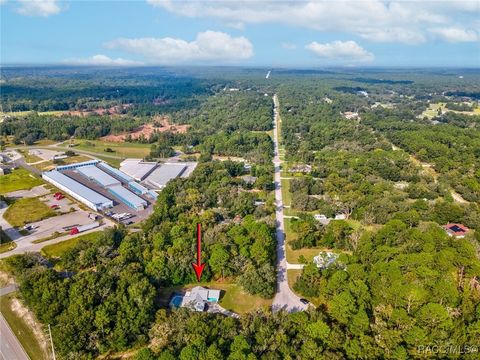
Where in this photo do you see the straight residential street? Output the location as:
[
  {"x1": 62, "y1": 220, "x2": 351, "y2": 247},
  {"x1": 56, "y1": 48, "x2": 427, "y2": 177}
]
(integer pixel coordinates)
[{"x1": 271, "y1": 94, "x2": 307, "y2": 313}]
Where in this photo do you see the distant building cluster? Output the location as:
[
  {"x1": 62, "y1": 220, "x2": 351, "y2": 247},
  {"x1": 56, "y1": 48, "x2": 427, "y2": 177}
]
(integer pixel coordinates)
[
  {"x1": 41, "y1": 158, "x2": 196, "y2": 214},
  {"x1": 119, "y1": 159, "x2": 197, "y2": 190}
]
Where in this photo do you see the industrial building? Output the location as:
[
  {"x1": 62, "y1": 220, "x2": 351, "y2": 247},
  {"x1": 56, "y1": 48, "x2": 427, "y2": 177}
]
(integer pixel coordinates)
[
  {"x1": 143, "y1": 163, "x2": 186, "y2": 189},
  {"x1": 42, "y1": 170, "x2": 113, "y2": 211},
  {"x1": 120, "y1": 159, "x2": 158, "y2": 181},
  {"x1": 108, "y1": 185, "x2": 147, "y2": 210},
  {"x1": 98, "y1": 162, "x2": 134, "y2": 183},
  {"x1": 76, "y1": 165, "x2": 121, "y2": 188},
  {"x1": 56, "y1": 159, "x2": 100, "y2": 171}
]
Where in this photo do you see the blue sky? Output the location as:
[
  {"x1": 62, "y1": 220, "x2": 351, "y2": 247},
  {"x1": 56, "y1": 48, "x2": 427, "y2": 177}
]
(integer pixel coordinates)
[{"x1": 1, "y1": 0, "x2": 479, "y2": 67}]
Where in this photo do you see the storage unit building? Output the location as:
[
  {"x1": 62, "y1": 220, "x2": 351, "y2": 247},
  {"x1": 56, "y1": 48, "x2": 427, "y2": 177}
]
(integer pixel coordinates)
[
  {"x1": 120, "y1": 159, "x2": 158, "y2": 181},
  {"x1": 98, "y1": 162, "x2": 134, "y2": 183},
  {"x1": 56, "y1": 160, "x2": 100, "y2": 171},
  {"x1": 76, "y1": 165, "x2": 120, "y2": 188},
  {"x1": 128, "y1": 181, "x2": 149, "y2": 195},
  {"x1": 42, "y1": 170, "x2": 113, "y2": 211},
  {"x1": 143, "y1": 163, "x2": 186, "y2": 189},
  {"x1": 107, "y1": 185, "x2": 147, "y2": 210}
]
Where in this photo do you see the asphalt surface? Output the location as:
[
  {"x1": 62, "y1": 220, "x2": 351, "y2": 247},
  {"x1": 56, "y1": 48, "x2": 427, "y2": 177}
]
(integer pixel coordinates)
[
  {"x1": 0, "y1": 285, "x2": 18, "y2": 297},
  {"x1": 0, "y1": 313, "x2": 29, "y2": 360},
  {"x1": 271, "y1": 94, "x2": 307, "y2": 313}
]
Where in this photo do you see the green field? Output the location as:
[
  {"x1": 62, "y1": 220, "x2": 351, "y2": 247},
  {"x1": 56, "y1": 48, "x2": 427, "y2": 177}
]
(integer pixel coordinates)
[
  {"x1": 0, "y1": 241, "x2": 16, "y2": 254},
  {"x1": 4, "y1": 197, "x2": 57, "y2": 227},
  {"x1": 159, "y1": 281, "x2": 272, "y2": 314},
  {"x1": 74, "y1": 140, "x2": 151, "y2": 158},
  {"x1": 41, "y1": 231, "x2": 103, "y2": 258},
  {"x1": 0, "y1": 168, "x2": 43, "y2": 194},
  {"x1": 0, "y1": 293, "x2": 49, "y2": 360},
  {"x1": 281, "y1": 178, "x2": 292, "y2": 206}
]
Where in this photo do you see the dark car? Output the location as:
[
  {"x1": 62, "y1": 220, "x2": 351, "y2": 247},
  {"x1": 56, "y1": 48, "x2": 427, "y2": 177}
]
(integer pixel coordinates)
[{"x1": 300, "y1": 298, "x2": 310, "y2": 305}]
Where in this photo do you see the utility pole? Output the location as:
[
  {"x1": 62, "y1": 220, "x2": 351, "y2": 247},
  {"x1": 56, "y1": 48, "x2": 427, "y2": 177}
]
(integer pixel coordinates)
[{"x1": 48, "y1": 324, "x2": 57, "y2": 360}]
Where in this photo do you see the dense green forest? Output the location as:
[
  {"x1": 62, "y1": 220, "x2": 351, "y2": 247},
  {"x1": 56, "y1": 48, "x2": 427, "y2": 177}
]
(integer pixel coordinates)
[{"x1": 1, "y1": 67, "x2": 479, "y2": 359}]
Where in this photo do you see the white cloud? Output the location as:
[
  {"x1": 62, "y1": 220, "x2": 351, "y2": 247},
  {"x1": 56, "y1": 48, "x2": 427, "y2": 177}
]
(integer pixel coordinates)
[
  {"x1": 105, "y1": 31, "x2": 253, "y2": 64},
  {"x1": 147, "y1": 0, "x2": 479, "y2": 44},
  {"x1": 429, "y1": 27, "x2": 479, "y2": 42},
  {"x1": 63, "y1": 55, "x2": 142, "y2": 66},
  {"x1": 16, "y1": 0, "x2": 62, "y2": 17},
  {"x1": 281, "y1": 42, "x2": 297, "y2": 50},
  {"x1": 306, "y1": 40, "x2": 374, "y2": 62}
]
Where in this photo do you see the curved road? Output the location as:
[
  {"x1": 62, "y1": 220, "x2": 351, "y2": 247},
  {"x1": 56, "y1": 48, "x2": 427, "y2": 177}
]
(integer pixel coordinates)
[{"x1": 271, "y1": 94, "x2": 307, "y2": 313}]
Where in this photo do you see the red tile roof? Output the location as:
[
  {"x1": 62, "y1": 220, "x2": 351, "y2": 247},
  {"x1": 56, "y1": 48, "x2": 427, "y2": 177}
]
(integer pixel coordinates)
[{"x1": 443, "y1": 223, "x2": 469, "y2": 237}]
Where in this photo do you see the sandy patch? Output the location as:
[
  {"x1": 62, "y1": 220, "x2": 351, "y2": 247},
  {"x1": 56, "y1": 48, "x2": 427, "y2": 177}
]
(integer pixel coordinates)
[
  {"x1": 10, "y1": 297, "x2": 50, "y2": 357},
  {"x1": 101, "y1": 117, "x2": 190, "y2": 142}
]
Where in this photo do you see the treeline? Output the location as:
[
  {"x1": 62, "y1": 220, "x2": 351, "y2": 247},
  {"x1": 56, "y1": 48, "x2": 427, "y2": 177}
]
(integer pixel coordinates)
[
  {"x1": 0, "y1": 69, "x2": 212, "y2": 112},
  {"x1": 147, "y1": 91, "x2": 274, "y2": 163},
  {"x1": 3, "y1": 160, "x2": 277, "y2": 358},
  {"x1": 364, "y1": 108, "x2": 480, "y2": 202},
  {"x1": 294, "y1": 221, "x2": 480, "y2": 359},
  {"x1": 0, "y1": 114, "x2": 143, "y2": 144}
]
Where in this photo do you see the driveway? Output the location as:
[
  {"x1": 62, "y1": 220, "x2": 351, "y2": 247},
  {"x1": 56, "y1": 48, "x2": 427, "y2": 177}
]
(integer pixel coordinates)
[{"x1": 271, "y1": 94, "x2": 307, "y2": 313}]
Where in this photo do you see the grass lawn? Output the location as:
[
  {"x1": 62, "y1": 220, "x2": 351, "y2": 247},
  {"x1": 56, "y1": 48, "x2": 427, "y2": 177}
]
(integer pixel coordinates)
[
  {"x1": 159, "y1": 280, "x2": 273, "y2": 314},
  {"x1": 74, "y1": 140, "x2": 151, "y2": 158},
  {"x1": 41, "y1": 231, "x2": 103, "y2": 258},
  {"x1": 0, "y1": 168, "x2": 43, "y2": 194},
  {"x1": 32, "y1": 161, "x2": 55, "y2": 171},
  {"x1": 0, "y1": 293, "x2": 49, "y2": 360},
  {"x1": 281, "y1": 178, "x2": 292, "y2": 206},
  {"x1": 0, "y1": 241, "x2": 17, "y2": 254},
  {"x1": 284, "y1": 217, "x2": 327, "y2": 263},
  {"x1": 4, "y1": 197, "x2": 57, "y2": 227},
  {"x1": 54, "y1": 154, "x2": 92, "y2": 165}
]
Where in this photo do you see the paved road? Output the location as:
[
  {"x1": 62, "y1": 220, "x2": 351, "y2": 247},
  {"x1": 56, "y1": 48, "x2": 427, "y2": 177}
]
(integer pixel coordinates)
[
  {"x1": 271, "y1": 94, "x2": 307, "y2": 313},
  {"x1": 0, "y1": 221, "x2": 112, "y2": 259},
  {"x1": 0, "y1": 202, "x2": 22, "y2": 241},
  {"x1": 0, "y1": 285, "x2": 18, "y2": 297},
  {"x1": 0, "y1": 313, "x2": 29, "y2": 360}
]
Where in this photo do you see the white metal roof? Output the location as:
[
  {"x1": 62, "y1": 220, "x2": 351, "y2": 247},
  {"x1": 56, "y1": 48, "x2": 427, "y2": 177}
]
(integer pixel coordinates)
[
  {"x1": 143, "y1": 163, "x2": 186, "y2": 188},
  {"x1": 120, "y1": 159, "x2": 158, "y2": 181},
  {"x1": 42, "y1": 170, "x2": 112, "y2": 206},
  {"x1": 76, "y1": 166, "x2": 120, "y2": 187}
]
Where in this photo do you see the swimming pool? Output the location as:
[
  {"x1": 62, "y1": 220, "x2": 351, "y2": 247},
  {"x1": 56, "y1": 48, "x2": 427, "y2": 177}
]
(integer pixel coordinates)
[{"x1": 170, "y1": 295, "x2": 183, "y2": 308}]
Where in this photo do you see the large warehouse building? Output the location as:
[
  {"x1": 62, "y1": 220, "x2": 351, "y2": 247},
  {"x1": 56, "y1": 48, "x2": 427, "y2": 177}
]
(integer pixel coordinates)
[
  {"x1": 76, "y1": 165, "x2": 121, "y2": 188},
  {"x1": 108, "y1": 185, "x2": 147, "y2": 210},
  {"x1": 42, "y1": 170, "x2": 113, "y2": 211},
  {"x1": 119, "y1": 159, "x2": 158, "y2": 181},
  {"x1": 143, "y1": 163, "x2": 187, "y2": 189}
]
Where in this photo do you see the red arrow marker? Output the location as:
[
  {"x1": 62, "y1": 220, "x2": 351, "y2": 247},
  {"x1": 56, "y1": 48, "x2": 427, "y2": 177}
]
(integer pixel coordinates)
[{"x1": 191, "y1": 223, "x2": 205, "y2": 282}]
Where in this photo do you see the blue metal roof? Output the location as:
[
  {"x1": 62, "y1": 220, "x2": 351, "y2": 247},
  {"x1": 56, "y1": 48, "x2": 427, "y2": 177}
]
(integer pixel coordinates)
[
  {"x1": 98, "y1": 162, "x2": 134, "y2": 183},
  {"x1": 128, "y1": 181, "x2": 149, "y2": 194},
  {"x1": 76, "y1": 166, "x2": 120, "y2": 187},
  {"x1": 56, "y1": 160, "x2": 100, "y2": 171},
  {"x1": 107, "y1": 185, "x2": 147, "y2": 208},
  {"x1": 42, "y1": 170, "x2": 112, "y2": 206}
]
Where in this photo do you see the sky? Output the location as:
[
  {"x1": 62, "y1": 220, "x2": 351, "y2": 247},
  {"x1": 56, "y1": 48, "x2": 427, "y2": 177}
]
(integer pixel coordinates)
[{"x1": 1, "y1": 0, "x2": 479, "y2": 67}]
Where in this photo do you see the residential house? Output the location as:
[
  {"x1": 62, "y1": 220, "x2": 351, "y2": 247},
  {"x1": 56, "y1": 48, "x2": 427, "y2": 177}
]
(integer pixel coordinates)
[{"x1": 443, "y1": 223, "x2": 470, "y2": 238}]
